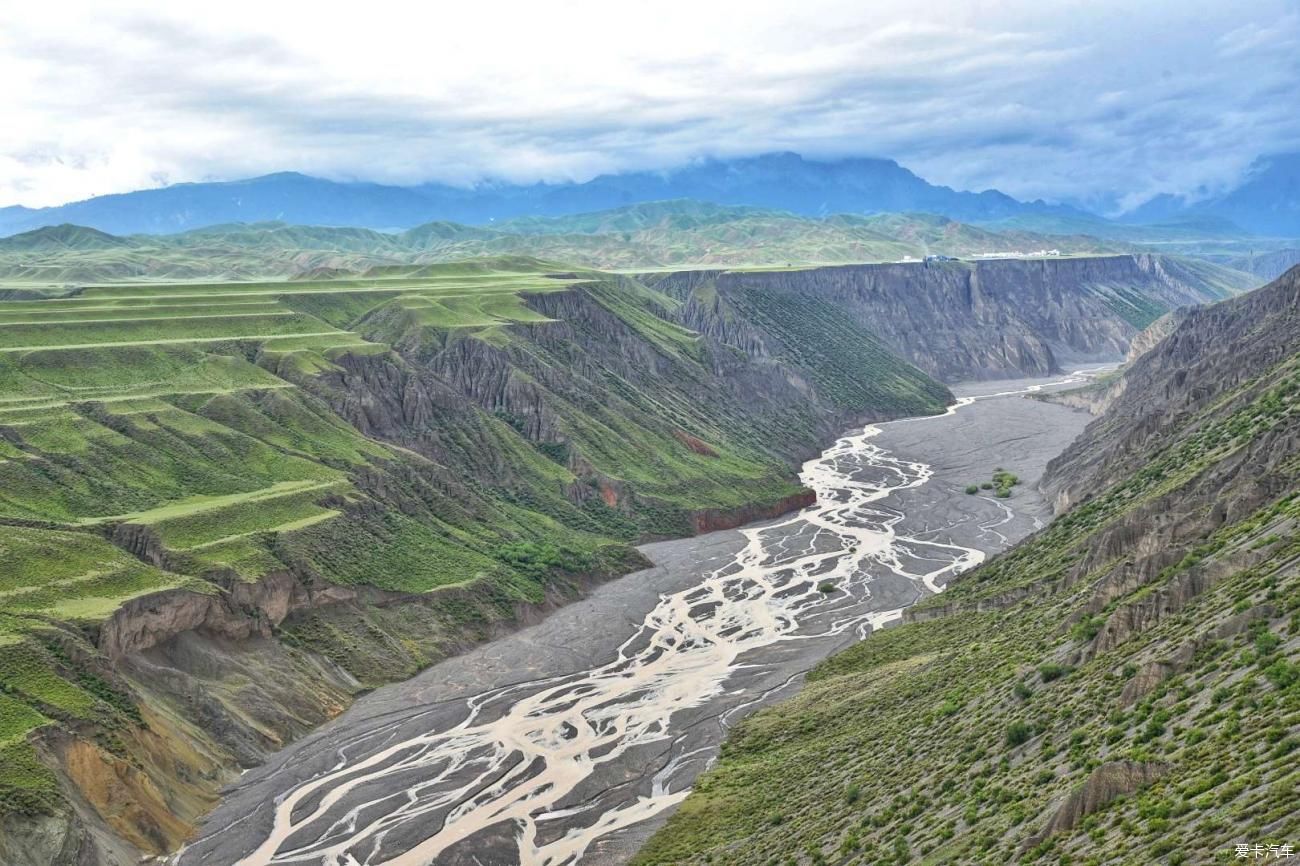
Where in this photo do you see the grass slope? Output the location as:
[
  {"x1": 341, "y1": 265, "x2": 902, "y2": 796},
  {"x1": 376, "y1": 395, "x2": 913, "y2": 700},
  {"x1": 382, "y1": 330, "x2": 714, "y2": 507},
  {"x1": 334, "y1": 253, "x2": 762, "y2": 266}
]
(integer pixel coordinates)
[
  {"x1": 639, "y1": 302, "x2": 1299, "y2": 865},
  {"x1": 0, "y1": 257, "x2": 950, "y2": 828}
]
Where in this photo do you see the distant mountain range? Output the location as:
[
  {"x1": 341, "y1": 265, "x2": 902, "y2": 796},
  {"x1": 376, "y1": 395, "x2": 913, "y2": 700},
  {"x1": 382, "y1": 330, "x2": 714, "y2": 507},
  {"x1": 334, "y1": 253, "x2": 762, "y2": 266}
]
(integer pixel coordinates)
[
  {"x1": 0, "y1": 153, "x2": 1088, "y2": 237},
  {"x1": 2, "y1": 150, "x2": 1296, "y2": 244},
  {"x1": 1122, "y1": 153, "x2": 1300, "y2": 236}
]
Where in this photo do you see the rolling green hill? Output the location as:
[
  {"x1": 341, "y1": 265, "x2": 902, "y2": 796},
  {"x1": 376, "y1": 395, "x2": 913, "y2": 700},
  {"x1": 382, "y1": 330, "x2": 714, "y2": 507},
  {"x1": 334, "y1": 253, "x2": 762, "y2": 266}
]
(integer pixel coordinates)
[{"x1": 0, "y1": 205, "x2": 1141, "y2": 284}]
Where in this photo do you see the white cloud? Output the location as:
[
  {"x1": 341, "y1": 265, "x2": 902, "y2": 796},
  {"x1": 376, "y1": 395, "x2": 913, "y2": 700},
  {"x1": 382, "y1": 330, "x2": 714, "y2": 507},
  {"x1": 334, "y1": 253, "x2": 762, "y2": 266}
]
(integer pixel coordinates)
[{"x1": 1, "y1": 0, "x2": 1297, "y2": 210}]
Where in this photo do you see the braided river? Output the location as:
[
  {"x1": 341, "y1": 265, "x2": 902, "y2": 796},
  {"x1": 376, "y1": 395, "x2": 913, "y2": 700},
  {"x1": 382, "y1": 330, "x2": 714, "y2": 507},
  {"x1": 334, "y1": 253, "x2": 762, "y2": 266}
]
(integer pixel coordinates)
[{"x1": 180, "y1": 371, "x2": 1104, "y2": 866}]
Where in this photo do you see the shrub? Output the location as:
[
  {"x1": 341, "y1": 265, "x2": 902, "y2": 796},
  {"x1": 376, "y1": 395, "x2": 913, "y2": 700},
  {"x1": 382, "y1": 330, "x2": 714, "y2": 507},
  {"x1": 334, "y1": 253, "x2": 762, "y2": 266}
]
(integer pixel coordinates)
[
  {"x1": 965, "y1": 485, "x2": 979, "y2": 495},
  {"x1": 1254, "y1": 630, "x2": 1281, "y2": 657},
  {"x1": 818, "y1": 581, "x2": 837, "y2": 594},
  {"x1": 1038, "y1": 663, "x2": 1074, "y2": 682},
  {"x1": 1071, "y1": 616, "x2": 1104, "y2": 642},
  {"x1": 495, "y1": 541, "x2": 592, "y2": 580},
  {"x1": 1139, "y1": 719, "x2": 1166, "y2": 742},
  {"x1": 1006, "y1": 721, "x2": 1033, "y2": 747},
  {"x1": 535, "y1": 441, "x2": 570, "y2": 463},
  {"x1": 1264, "y1": 659, "x2": 1298, "y2": 690}
]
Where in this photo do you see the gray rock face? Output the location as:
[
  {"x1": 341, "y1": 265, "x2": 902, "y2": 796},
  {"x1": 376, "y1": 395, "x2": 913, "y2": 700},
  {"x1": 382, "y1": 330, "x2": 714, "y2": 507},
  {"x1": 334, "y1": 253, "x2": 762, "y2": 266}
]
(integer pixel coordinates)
[
  {"x1": 0, "y1": 813, "x2": 89, "y2": 866},
  {"x1": 650, "y1": 255, "x2": 1246, "y2": 381},
  {"x1": 1125, "y1": 309, "x2": 1188, "y2": 363},
  {"x1": 95, "y1": 570, "x2": 358, "y2": 659},
  {"x1": 1030, "y1": 761, "x2": 1168, "y2": 844},
  {"x1": 1044, "y1": 265, "x2": 1300, "y2": 510},
  {"x1": 1222, "y1": 248, "x2": 1300, "y2": 281}
]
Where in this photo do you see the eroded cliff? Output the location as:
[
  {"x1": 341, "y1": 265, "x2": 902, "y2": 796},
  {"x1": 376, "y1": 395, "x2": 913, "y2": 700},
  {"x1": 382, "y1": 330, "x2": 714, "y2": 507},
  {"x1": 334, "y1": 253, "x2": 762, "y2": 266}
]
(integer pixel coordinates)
[{"x1": 649, "y1": 254, "x2": 1255, "y2": 380}]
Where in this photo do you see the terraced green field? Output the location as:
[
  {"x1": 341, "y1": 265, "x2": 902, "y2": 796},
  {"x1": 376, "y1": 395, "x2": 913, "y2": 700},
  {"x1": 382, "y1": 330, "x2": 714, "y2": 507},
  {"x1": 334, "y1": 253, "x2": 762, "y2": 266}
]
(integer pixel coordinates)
[
  {"x1": 0, "y1": 261, "x2": 577, "y2": 528},
  {"x1": 0, "y1": 527, "x2": 201, "y2": 632},
  {"x1": 0, "y1": 261, "x2": 609, "y2": 804}
]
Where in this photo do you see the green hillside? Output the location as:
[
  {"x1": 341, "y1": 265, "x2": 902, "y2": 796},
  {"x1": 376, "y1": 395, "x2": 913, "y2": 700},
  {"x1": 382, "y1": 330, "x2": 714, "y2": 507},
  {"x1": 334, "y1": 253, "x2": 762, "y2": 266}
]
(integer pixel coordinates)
[
  {"x1": 637, "y1": 273, "x2": 1300, "y2": 865},
  {"x1": 0, "y1": 258, "x2": 950, "y2": 842}
]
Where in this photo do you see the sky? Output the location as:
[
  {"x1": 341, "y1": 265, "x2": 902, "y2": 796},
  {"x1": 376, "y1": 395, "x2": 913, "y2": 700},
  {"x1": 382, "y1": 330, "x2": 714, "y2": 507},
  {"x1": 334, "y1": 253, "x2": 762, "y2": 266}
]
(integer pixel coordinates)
[{"x1": 1, "y1": 0, "x2": 1298, "y2": 212}]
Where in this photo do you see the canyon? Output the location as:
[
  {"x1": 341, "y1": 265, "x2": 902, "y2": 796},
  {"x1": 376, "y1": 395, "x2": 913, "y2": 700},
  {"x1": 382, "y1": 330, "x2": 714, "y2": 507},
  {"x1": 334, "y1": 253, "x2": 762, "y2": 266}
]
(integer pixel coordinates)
[
  {"x1": 0, "y1": 254, "x2": 1264, "y2": 865},
  {"x1": 178, "y1": 373, "x2": 1099, "y2": 866}
]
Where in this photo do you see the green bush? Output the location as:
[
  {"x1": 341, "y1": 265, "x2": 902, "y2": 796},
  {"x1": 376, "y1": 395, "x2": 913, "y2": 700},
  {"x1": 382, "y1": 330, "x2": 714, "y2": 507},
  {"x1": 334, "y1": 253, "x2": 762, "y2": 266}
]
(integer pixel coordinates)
[
  {"x1": 1038, "y1": 663, "x2": 1074, "y2": 682},
  {"x1": 1006, "y1": 721, "x2": 1033, "y2": 747},
  {"x1": 496, "y1": 541, "x2": 592, "y2": 580},
  {"x1": 1254, "y1": 630, "x2": 1281, "y2": 657},
  {"x1": 1071, "y1": 616, "x2": 1104, "y2": 642},
  {"x1": 535, "y1": 441, "x2": 570, "y2": 464},
  {"x1": 1263, "y1": 659, "x2": 1298, "y2": 690}
]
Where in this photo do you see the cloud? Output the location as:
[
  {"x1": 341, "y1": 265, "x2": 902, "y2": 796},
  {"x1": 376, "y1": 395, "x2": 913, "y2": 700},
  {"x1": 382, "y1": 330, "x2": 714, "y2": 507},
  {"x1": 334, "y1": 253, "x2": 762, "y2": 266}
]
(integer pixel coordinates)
[{"x1": 1, "y1": 0, "x2": 1297, "y2": 211}]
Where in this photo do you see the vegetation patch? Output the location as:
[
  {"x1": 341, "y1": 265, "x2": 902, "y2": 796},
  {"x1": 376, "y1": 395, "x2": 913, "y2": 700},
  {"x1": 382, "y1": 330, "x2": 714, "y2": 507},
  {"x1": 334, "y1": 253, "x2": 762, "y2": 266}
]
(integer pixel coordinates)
[{"x1": 968, "y1": 467, "x2": 1020, "y2": 498}]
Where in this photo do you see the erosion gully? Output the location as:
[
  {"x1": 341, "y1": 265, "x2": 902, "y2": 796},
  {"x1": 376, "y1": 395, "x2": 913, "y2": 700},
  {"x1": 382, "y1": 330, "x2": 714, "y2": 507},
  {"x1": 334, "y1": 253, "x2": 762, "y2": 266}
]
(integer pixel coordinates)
[{"x1": 177, "y1": 370, "x2": 1106, "y2": 866}]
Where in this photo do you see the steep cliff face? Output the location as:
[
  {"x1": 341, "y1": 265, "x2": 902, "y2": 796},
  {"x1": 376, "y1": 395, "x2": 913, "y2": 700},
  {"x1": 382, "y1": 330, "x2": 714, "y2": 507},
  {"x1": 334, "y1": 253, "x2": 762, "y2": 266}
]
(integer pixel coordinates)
[
  {"x1": 639, "y1": 268, "x2": 1300, "y2": 865},
  {"x1": 1124, "y1": 309, "x2": 1188, "y2": 363},
  {"x1": 318, "y1": 279, "x2": 948, "y2": 522},
  {"x1": 650, "y1": 255, "x2": 1255, "y2": 381},
  {"x1": 1028, "y1": 303, "x2": 1192, "y2": 421},
  {"x1": 1045, "y1": 265, "x2": 1300, "y2": 511},
  {"x1": 1222, "y1": 247, "x2": 1300, "y2": 281}
]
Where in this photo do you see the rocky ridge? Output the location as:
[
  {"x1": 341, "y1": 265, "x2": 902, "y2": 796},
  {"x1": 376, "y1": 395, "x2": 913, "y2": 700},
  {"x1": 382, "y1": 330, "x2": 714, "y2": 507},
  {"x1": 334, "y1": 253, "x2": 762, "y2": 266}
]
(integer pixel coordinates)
[{"x1": 647, "y1": 254, "x2": 1251, "y2": 381}]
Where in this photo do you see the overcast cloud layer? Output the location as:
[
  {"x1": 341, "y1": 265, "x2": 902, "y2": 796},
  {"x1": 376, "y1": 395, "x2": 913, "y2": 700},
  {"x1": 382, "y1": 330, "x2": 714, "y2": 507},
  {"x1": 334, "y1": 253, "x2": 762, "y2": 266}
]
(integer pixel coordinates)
[{"x1": 2, "y1": 0, "x2": 1298, "y2": 211}]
